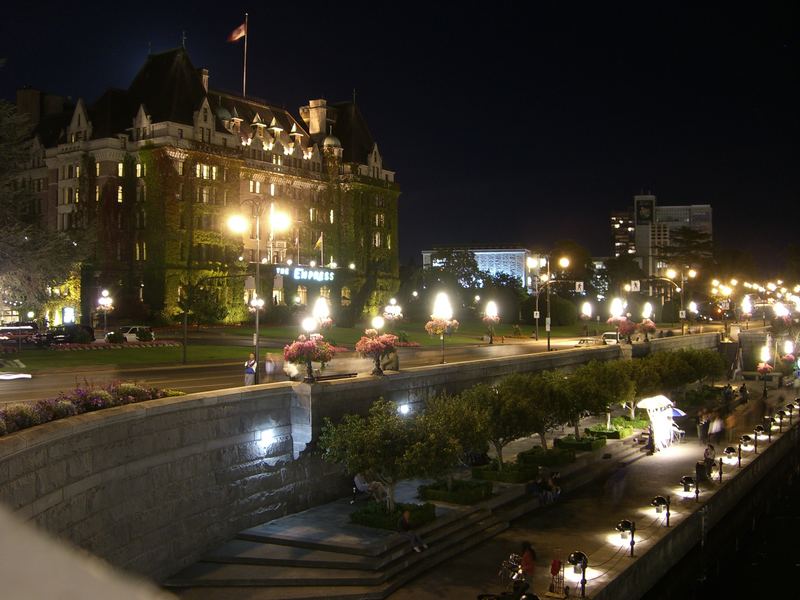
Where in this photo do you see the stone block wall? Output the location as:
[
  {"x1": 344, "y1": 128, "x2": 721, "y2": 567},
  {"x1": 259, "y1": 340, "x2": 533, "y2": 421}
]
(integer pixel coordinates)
[{"x1": 0, "y1": 384, "x2": 349, "y2": 581}]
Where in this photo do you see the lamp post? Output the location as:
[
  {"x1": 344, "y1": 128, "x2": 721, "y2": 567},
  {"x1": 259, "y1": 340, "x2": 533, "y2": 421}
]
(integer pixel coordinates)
[
  {"x1": 544, "y1": 256, "x2": 570, "y2": 352},
  {"x1": 229, "y1": 206, "x2": 290, "y2": 384},
  {"x1": 431, "y1": 292, "x2": 453, "y2": 364},
  {"x1": 667, "y1": 267, "x2": 697, "y2": 334},
  {"x1": 97, "y1": 289, "x2": 113, "y2": 333},
  {"x1": 484, "y1": 300, "x2": 499, "y2": 344},
  {"x1": 580, "y1": 301, "x2": 592, "y2": 337},
  {"x1": 760, "y1": 344, "x2": 771, "y2": 400},
  {"x1": 300, "y1": 316, "x2": 317, "y2": 382}
]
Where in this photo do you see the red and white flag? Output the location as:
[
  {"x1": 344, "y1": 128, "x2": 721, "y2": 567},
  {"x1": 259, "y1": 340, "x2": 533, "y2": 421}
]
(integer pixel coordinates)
[{"x1": 228, "y1": 23, "x2": 246, "y2": 42}]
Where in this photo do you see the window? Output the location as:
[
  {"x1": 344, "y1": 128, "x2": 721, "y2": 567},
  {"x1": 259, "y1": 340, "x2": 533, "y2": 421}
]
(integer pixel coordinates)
[
  {"x1": 117, "y1": 185, "x2": 123, "y2": 203},
  {"x1": 297, "y1": 285, "x2": 308, "y2": 305},
  {"x1": 341, "y1": 286, "x2": 351, "y2": 307},
  {"x1": 136, "y1": 163, "x2": 142, "y2": 178},
  {"x1": 249, "y1": 180, "x2": 254, "y2": 193},
  {"x1": 375, "y1": 213, "x2": 385, "y2": 227},
  {"x1": 118, "y1": 162, "x2": 123, "y2": 177},
  {"x1": 76, "y1": 165, "x2": 80, "y2": 178},
  {"x1": 309, "y1": 208, "x2": 315, "y2": 222},
  {"x1": 67, "y1": 188, "x2": 74, "y2": 204},
  {"x1": 387, "y1": 234, "x2": 391, "y2": 250},
  {"x1": 373, "y1": 232, "x2": 382, "y2": 248},
  {"x1": 255, "y1": 181, "x2": 261, "y2": 194},
  {"x1": 319, "y1": 286, "x2": 330, "y2": 299},
  {"x1": 201, "y1": 187, "x2": 209, "y2": 204},
  {"x1": 195, "y1": 163, "x2": 201, "y2": 178},
  {"x1": 95, "y1": 162, "x2": 100, "y2": 176},
  {"x1": 75, "y1": 188, "x2": 79, "y2": 203},
  {"x1": 95, "y1": 186, "x2": 100, "y2": 201},
  {"x1": 202, "y1": 164, "x2": 210, "y2": 179},
  {"x1": 178, "y1": 128, "x2": 183, "y2": 139},
  {"x1": 270, "y1": 183, "x2": 275, "y2": 196},
  {"x1": 329, "y1": 209, "x2": 334, "y2": 224},
  {"x1": 203, "y1": 108, "x2": 209, "y2": 123},
  {"x1": 177, "y1": 161, "x2": 184, "y2": 176},
  {"x1": 212, "y1": 166, "x2": 217, "y2": 180}
]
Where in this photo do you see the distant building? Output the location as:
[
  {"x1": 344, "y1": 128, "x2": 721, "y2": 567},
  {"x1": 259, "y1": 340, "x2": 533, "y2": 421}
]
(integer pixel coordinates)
[
  {"x1": 421, "y1": 246, "x2": 542, "y2": 290},
  {"x1": 612, "y1": 194, "x2": 712, "y2": 277}
]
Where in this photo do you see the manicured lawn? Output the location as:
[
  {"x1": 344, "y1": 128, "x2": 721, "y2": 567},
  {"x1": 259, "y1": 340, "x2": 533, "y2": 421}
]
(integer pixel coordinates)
[{"x1": 6, "y1": 345, "x2": 250, "y2": 372}]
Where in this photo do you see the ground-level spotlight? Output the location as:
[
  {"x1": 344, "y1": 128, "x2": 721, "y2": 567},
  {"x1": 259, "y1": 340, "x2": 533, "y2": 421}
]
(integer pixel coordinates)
[
  {"x1": 615, "y1": 519, "x2": 636, "y2": 556},
  {"x1": 739, "y1": 434, "x2": 753, "y2": 452},
  {"x1": 651, "y1": 495, "x2": 671, "y2": 526},
  {"x1": 567, "y1": 551, "x2": 589, "y2": 598},
  {"x1": 680, "y1": 475, "x2": 696, "y2": 493},
  {"x1": 723, "y1": 446, "x2": 738, "y2": 466}
]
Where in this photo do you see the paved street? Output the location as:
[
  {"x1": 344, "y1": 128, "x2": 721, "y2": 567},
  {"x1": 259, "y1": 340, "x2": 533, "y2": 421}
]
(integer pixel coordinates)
[{"x1": 0, "y1": 337, "x2": 582, "y2": 404}]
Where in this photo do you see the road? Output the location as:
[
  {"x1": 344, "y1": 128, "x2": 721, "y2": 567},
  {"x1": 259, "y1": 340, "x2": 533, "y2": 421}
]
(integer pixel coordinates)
[{"x1": 0, "y1": 337, "x2": 585, "y2": 404}]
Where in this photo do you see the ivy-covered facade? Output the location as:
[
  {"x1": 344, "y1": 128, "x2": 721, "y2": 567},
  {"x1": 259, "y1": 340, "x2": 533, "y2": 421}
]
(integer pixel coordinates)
[{"x1": 19, "y1": 48, "x2": 399, "y2": 326}]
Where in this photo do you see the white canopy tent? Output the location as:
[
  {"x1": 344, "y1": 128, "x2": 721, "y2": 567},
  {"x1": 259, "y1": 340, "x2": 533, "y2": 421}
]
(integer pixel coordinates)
[{"x1": 637, "y1": 395, "x2": 675, "y2": 450}]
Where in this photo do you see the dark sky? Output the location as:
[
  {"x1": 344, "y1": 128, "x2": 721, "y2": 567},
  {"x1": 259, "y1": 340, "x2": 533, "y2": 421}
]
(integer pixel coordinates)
[{"x1": 1, "y1": 1, "x2": 797, "y2": 266}]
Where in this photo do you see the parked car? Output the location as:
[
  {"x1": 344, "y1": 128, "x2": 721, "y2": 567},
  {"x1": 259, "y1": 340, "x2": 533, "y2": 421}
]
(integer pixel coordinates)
[
  {"x1": 574, "y1": 337, "x2": 603, "y2": 348},
  {"x1": 35, "y1": 324, "x2": 95, "y2": 346},
  {"x1": 601, "y1": 331, "x2": 620, "y2": 345},
  {"x1": 106, "y1": 326, "x2": 155, "y2": 343}
]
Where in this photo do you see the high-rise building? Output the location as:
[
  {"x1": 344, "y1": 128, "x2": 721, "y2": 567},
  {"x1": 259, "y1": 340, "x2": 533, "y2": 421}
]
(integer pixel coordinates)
[
  {"x1": 17, "y1": 48, "x2": 400, "y2": 325},
  {"x1": 610, "y1": 211, "x2": 636, "y2": 258}
]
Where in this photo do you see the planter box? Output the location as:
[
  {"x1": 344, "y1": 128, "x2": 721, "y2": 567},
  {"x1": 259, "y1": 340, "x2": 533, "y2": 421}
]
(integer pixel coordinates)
[
  {"x1": 418, "y1": 479, "x2": 493, "y2": 504},
  {"x1": 553, "y1": 436, "x2": 607, "y2": 452},
  {"x1": 472, "y1": 463, "x2": 538, "y2": 484}
]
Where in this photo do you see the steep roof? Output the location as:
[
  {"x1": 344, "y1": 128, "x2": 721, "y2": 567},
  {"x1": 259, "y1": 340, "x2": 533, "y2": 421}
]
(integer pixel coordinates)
[
  {"x1": 206, "y1": 90, "x2": 308, "y2": 139},
  {"x1": 89, "y1": 89, "x2": 134, "y2": 138},
  {"x1": 34, "y1": 110, "x2": 72, "y2": 146},
  {"x1": 127, "y1": 48, "x2": 206, "y2": 125},
  {"x1": 330, "y1": 101, "x2": 375, "y2": 164}
]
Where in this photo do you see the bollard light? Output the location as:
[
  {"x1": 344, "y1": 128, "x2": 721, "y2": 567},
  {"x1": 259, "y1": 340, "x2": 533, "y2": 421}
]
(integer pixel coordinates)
[
  {"x1": 680, "y1": 475, "x2": 695, "y2": 493},
  {"x1": 567, "y1": 551, "x2": 589, "y2": 598}
]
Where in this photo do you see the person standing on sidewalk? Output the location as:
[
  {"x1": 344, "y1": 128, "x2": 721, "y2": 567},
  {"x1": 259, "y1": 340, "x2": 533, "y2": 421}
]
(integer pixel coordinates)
[
  {"x1": 244, "y1": 353, "x2": 257, "y2": 386},
  {"x1": 703, "y1": 444, "x2": 716, "y2": 478},
  {"x1": 264, "y1": 352, "x2": 277, "y2": 383}
]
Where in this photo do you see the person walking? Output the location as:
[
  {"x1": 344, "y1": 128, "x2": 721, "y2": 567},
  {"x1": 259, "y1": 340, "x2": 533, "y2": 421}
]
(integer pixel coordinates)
[
  {"x1": 703, "y1": 444, "x2": 716, "y2": 478},
  {"x1": 264, "y1": 352, "x2": 277, "y2": 383},
  {"x1": 244, "y1": 352, "x2": 257, "y2": 386},
  {"x1": 520, "y1": 541, "x2": 537, "y2": 587}
]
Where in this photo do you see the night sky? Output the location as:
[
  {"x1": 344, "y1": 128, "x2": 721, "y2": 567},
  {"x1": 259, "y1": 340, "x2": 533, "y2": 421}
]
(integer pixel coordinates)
[{"x1": 1, "y1": 1, "x2": 797, "y2": 267}]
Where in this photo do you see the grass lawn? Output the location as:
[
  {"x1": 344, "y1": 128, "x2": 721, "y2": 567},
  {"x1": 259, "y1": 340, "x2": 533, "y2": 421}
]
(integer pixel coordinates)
[{"x1": 6, "y1": 345, "x2": 250, "y2": 373}]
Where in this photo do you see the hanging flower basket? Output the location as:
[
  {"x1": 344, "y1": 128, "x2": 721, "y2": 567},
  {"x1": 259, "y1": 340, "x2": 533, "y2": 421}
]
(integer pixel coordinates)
[
  {"x1": 782, "y1": 354, "x2": 795, "y2": 364},
  {"x1": 638, "y1": 319, "x2": 657, "y2": 333},
  {"x1": 425, "y1": 318, "x2": 459, "y2": 337},
  {"x1": 757, "y1": 362, "x2": 774, "y2": 375},
  {"x1": 283, "y1": 334, "x2": 336, "y2": 382},
  {"x1": 355, "y1": 329, "x2": 399, "y2": 376}
]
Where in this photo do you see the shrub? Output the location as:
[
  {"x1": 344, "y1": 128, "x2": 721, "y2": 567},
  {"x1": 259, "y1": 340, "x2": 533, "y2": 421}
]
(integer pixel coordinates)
[
  {"x1": 472, "y1": 460, "x2": 539, "y2": 483},
  {"x1": 553, "y1": 434, "x2": 606, "y2": 452},
  {"x1": 71, "y1": 389, "x2": 113, "y2": 413},
  {"x1": 0, "y1": 417, "x2": 7, "y2": 436},
  {"x1": 33, "y1": 398, "x2": 78, "y2": 422},
  {"x1": 585, "y1": 425, "x2": 632, "y2": 439},
  {"x1": 418, "y1": 479, "x2": 493, "y2": 504},
  {"x1": 396, "y1": 331, "x2": 410, "y2": 343},
  {"x1": 516, "y1": 446, "x2": 576, "y2": 468},
  {"x1": 611, "y1": 415, "x2": 649, "y2": 430},
  {"x1": 350, "y1": 501, "x2": 436, "y2": 530},
  {"x1": 66, "y1": 324, "x2": 93, "y2": 344},
  {"x1": 2, "y1": 403, "x2": 43, "y2": 432},
  {"x1": 110, "y1": 383, "x2": 151, "y2": 405},
  {"x1": 106, "y1": 331, "x2": 126, "y2": 343}
]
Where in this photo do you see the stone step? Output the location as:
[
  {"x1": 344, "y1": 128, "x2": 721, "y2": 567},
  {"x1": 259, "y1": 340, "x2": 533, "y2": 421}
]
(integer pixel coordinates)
[
  {"x1": 173, "y1": 521, "x2": 508, "y2": 600},
  {"x1": 237, "y1": 502, "x2": 486, "y2": 557}
]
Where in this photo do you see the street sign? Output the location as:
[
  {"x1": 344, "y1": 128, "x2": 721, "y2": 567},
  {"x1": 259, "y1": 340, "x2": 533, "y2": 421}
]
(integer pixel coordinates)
[
  {"x1": 575, "y1": 281, "x2": 584, "y2": 292},
  {"x1": 630, "y1": 280, "x2": 641, "y2": 292},
  {"x1": 244, "y1": 276, "x2": 255, "y2": 290},
  {"x1": 534, "y1": 310, "x2": 540, "y2": 319},
  {"x1": 720, "y1": 301, "x2": 730, "y2": 310},
  {"x1": 545, "y1": 317, "x2": 551, "y2": 332},
  {"x1": 679, "y1": 310, "x2": 686, "y2": 319}
]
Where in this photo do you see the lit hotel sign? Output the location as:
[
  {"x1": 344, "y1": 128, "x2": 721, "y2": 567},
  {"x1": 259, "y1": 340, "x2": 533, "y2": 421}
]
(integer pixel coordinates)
[{"x1": 276, "y1": 267, "x2": 335, "y2": 282}]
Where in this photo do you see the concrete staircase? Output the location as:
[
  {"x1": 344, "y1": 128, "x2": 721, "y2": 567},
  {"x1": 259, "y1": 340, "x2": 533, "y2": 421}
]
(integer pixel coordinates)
[{"x1": 166, "y1": 437, "x2": 645, "y2": 600}]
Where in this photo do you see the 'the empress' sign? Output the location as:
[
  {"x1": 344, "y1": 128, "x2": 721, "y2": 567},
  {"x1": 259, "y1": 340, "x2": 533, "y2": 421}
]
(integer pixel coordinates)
[{"x1": 276, "y1": 267, "x2": 335, "y2": 282}]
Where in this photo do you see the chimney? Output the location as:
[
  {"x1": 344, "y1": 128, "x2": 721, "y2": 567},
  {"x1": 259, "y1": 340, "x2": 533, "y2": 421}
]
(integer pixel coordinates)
[
  {"x1": 300, "y1": 99, "x2": 327, "y2": 135},
  {"x1": 198, "y1": 68, "x2": 209, "y2": 92}
]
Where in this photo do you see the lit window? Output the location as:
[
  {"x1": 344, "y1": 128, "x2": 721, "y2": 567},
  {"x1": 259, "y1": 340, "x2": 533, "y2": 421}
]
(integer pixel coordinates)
[
  {"x1": 118, "y1": 162, "x2": 123, "y2": 177},
  {"x1": 329, "y1": 209, "x2": 334, "y2": 224},
  {"x1": 117, "y1": 186, "x2": 123, "y2": 203},
  {"x1": 341, "y1": 286, "x2": 351, "y2": 307},
  {"x1": 255, "y1": 181, "x2": 261, "y2": 193},
  {"x1": 373, "y1": 232, "x2": 381, "y2": 248},
  {"x1": 95, "y1": 162, "x2": 100, "y2": 176},
  {"x1": 249, "y1": 180, "x2": 254, "y2": 193},
  {"x1": 309, "y1": 208, "x2": 315, "y2": 222},
  {"x1": 387, "y1": 234, "x2": 391, "y2": 250},
  {"x1": 297, "y1": 285, "x2": 308, "y2": 305},
  {"x1": 202, "y1": 164, "x2": 210, "y2": 179},
  {"x1": 76, "y1": 165, "x2": 80, "y2": 178},
  {"x1": 75, "y1": 188, "x2": 80, "y2": 203},
  {"x1": 177, "y1": 162, "x2": 184, "y2": 176},
  {"x1": 212, "y1": 166, "x2": 217, "y2": 180},
  {"x1": 195, "y1": 163, "x2": 201, "y2": 178},
  {"x1": 320, "y1": 286, "x2": 330, "y2": 299},
  {"x1": 136, "y1": 163, "x2": 142, "y2": 178},
  {"x1": 270, "y1": 183, "x2": 275, "y2": 196},
  {"x1": 95, "y1": 186, "x2": 100, "y2": 201}
]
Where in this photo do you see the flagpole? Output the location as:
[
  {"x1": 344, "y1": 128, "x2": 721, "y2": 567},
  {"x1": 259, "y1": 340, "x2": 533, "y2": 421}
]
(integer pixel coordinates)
[
  {"x1": 242, "y1": 13, "x2": 248, "y2": 97},
  {"x1": 320, "y1": 231, "x2": 324, "y2": 266}
]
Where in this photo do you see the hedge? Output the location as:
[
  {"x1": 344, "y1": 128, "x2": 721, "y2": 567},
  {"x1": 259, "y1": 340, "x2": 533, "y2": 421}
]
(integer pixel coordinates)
[
  {"x1": 516, "y1": 446, "x2": 576, "y2": 468},
  {"x1": 553, "y1": 435, "x2": 607, "y2": 452},
  {"x1": 585, "y1": 426, "x2": 633, "y2": 439},
  {"x1": 418, "y1": 479, "x2": 493, "y2": 505},
  {"x1": 472, "y1": 461, "x2": 539, "y2": 484},
  {"x1": 350, "y1": 501, "x2": 436, "y2": 530}
]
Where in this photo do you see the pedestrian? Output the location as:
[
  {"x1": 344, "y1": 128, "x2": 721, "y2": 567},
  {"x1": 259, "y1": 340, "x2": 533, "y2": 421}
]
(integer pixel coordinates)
[
  {"x1": 264, "y1": 352, "x2": 277, "y2": 383},
  {"x1": 398, "y1": 509, "x2": 427, "y2": 553},
  {"x1": 696, "y1": 409, "x2": 708, "y2": 443},
  {"x1": 703, "y1": 444, "x2": 716, "y2": 478},
  {"x1": 708, "y1": 413, "x2": 724, "y2": 444},
  {"x1": 739, "y1": 384, "x2": 749, "y2": 404},
  {"x1": 244, "y1": 352, "x2": 257, "y2": 386},
  {"x1": 520, "y1": 541, "x2": 536, "y2": 587}
]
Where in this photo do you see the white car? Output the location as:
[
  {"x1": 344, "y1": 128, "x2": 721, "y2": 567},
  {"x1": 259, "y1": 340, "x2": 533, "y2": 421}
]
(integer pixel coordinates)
[
  {"x1": 106, "y1": 326, "x2": 155, "y2": 343},
  {"x1": 601, "y1": 331, "x2": 620, "y2": 345}
]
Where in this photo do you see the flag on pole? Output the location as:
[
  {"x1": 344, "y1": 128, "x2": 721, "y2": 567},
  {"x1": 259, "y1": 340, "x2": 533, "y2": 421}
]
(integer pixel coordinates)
[
  {"x1": 313, "y1": 233, "x2": 323, "y2": 250},
  {"x1": 228, "y1": 23, "x2": 246, "y2": 42}
]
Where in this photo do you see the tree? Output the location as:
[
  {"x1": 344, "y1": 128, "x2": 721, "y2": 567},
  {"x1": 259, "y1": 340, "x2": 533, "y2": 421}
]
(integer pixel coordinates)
[
  {"x1": 429, "y1": 248, "x2": 485, "y2": 289},
  {"x1": 626, "y1": 359, "x2": 662, "y2": 418},
  {"x1": 657, "y1": 227, "x2": 713, "y2": 270},
  {"x1": 408, "y1": 393, "x2": 484, "y2": 489},
  {"x1": 0, "y1": 101, "x2": 86, "y2": 307},
  {"x1": 563, "y1": 362, "x2": 616, "y2": 437},
  {"x1": 603, "y1": 255, "x2": 645, "y2": 297},
  {"x1": 319, "y1": 399, "x2": 416, "y2": 512},
  {"x1": 462, "y1": 382, "x2": 533, "y2": 470},
  {"x1": 524, "y1": 372, "x2": 566, "y2": 449}
]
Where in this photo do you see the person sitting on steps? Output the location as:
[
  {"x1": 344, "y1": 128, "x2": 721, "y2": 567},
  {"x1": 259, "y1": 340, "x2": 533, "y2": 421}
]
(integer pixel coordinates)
[{"x1": 398, "y1": 509, "x2": 427, "y2": 553}]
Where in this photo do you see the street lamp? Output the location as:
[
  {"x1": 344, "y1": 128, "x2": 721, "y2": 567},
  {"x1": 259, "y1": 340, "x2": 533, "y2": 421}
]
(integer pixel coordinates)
[
  {"x1": 431, "y1": 292, "x2": 453, "y2": 364},
  {"x1": 667, "y1": 267, "x2": 697, "y2": 335},
  {"x1": 484, "y1": 300, "x2": 499, "y2": 344},
  {"x1": 371, "y1": 316, "x2": 385, "y2": 330},
  {"x1": 544, "y1": 256, "x2": 569, "y2": 351},
  {"x1": 97, "y1": 289, "x2": 113, "y2": 333}
]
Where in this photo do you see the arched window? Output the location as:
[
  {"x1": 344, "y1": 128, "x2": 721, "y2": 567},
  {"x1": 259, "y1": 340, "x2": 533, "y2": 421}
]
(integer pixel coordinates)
[
  {"x1": 341, "y1": 286, "x2": 351, "y2": 307},
  {"x1": 297, "y1": 285, "x2": 308, "y2": 305},
  {"x1": 320, "y1": 286, "x2": 330, "y2": 299}
]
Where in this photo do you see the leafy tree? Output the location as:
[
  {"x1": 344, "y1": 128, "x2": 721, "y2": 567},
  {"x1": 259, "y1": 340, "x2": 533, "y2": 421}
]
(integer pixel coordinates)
[
  {"x1": 626, "y1": 359, "x2": 662, "y2": 418},
  {"x1": 429, "y1": 248, "x2": 486, "y2": 289},
  {"x1": 408, "y1": 393, "x2": 483, "y2": 490},
  {"x1": 524, "y1": 372, "x2": 565, "y2": 449},
  {"x1": 602, "y1": 255, "x2": 645, "y2": 297},
  {"x1": 657, "y1": 227, "x2": 713, "y2": 270},
  {"x1": 0, "y1": 101, "x2": 86, "y2": 306},
  {"x1": 462, "y1": 382, "x2": 533, "y2": 470},
  {"x1": 319, "y1": 398, "x2": 416, "y2": 512},
  {"x1": 563, "y1": 363, "x2": 615, "y2": 437}
]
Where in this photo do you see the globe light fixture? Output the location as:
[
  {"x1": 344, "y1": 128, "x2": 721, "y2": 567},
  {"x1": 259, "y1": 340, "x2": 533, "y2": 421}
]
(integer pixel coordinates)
[
  {"x1": 610, "y1": 297, "x2": 624, "y2": 319},
  {"x1": 371, "y1": 316, "x2": 385, "y2": 330},
  {"x1": 301, "y1": 317, "x2": 317, "y2": 334},
  {"x1": 688, "y1": 301, "x2": 698, "y2": 314},
  {"x1": 227, "y1": 214, "x2": 249, "y2": 234},
  {"x1": 642, "y1": 302, "x2": 653, "y2": 320},
  {"x1": 431, "y1": 292, "x2": 454, "y2": 363},
  {"x1": 558, "y1": 256, "x2": 570, "y2": 269},
  {"x1": 666, "y1": 268, "x2": 677, "y2": 280},
  {"x1": 581, "y1": 301, "x2": 592, "y2": 319}
]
